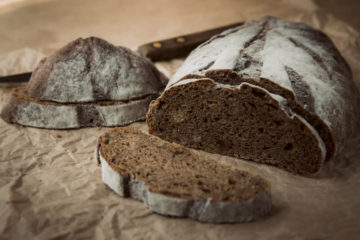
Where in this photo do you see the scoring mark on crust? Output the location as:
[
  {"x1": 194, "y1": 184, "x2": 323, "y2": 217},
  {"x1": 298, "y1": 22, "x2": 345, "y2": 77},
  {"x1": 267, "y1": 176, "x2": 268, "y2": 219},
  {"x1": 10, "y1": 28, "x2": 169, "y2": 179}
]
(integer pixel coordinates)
[
  {"x1": 198, "y1": 61, "x2": 215, "y2": 73},
  {"x1": 242, "y1": 18, "x2": 271, "y2": 49},
  {"x1": 288, "y1": 37, "x2": 332, "y2": 80},
  {"x1": 233, "y1": 19, "x2": 271, "y2": 78},
  {"x1": 284, "y1": 66, "x2": 315, "y2": 113}
]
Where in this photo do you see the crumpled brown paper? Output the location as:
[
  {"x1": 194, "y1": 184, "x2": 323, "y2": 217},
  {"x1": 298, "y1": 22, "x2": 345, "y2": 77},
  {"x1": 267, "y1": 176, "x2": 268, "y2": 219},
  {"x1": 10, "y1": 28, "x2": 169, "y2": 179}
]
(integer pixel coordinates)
[{"x1": 1, "y1": 0, "x2": 360, "y2": 239}]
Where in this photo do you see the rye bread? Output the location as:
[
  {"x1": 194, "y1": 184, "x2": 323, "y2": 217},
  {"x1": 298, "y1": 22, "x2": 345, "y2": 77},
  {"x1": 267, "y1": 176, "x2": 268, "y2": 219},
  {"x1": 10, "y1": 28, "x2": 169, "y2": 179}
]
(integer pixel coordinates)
[
  {"x1": 95, "y1": 127, "x2": 272, "y2": 223},
  {"x1": 146, "y1": 16, "x2": 360, "y2": 175},
  {"x1": 1, "y1": 37, "x2": 168, "y2": 129}
]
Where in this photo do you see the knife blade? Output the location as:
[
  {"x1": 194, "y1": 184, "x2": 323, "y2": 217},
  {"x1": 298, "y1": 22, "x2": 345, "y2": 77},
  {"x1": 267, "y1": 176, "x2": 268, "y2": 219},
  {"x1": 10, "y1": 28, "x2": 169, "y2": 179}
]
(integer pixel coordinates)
[
  {"x1": 0, "y1": 22, "x2": 243, "y2": 83},
  {"x1": 0, "y1": 72, "x2": 33, "y2": 83}
]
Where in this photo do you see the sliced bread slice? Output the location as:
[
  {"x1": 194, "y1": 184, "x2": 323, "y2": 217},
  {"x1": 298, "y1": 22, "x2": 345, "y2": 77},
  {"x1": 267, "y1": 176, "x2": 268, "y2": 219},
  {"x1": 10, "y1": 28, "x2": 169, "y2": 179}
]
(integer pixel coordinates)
[
  {"x1": 1, "y1": 86, "x2": 156, "y2": 129},
  {"x1": 95, "y1": 127, "x2": 272, "y2": 223}
]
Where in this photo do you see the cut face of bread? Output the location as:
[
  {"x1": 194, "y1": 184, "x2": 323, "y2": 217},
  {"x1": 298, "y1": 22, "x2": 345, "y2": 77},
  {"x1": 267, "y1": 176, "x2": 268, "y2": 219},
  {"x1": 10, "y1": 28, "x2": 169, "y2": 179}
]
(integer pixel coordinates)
[
  {"x1": 147, "y1": 16, "x2": 360, "y2": 175},
  {"x1": 96, "y1": 127, "x2": 272, "y2": 223},
  {"x1": 147, "y1": 79, "x2": 325, "y2": 175},
  {"x1": 1, "y1": 37, "x2": 168, "y2": 129}
]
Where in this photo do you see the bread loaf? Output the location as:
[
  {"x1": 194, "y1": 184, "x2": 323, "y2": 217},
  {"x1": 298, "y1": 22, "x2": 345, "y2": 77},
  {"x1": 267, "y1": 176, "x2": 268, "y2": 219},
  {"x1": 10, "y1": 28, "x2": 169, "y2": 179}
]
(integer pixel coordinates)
[
  {"x1": 95, "y1": 127, "x2": 272, "y2": 223},
  {"x1": 1, "y1": 37, "x2": 167, "y2": 129},
  {"x1": 147, "y1": 16, "x2": 360, "y2": 175}
]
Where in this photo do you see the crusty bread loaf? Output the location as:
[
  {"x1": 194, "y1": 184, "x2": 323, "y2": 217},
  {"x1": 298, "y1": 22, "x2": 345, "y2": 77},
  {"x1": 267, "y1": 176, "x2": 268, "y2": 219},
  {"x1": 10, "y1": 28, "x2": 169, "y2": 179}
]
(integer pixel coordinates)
[
  {"x1": 147, "y1": 16, "x2": 360, "y2": 175},
  {"x1": 95, "y1": 127, "x2": 272, "y2": 223},
  {"x1": 1, "y1": 37, "x2": 168, "y2": 129}
]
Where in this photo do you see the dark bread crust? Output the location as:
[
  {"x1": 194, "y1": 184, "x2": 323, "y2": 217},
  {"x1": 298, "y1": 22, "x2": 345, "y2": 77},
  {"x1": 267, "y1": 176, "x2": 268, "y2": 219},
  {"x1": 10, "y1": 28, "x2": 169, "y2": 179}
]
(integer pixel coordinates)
[{"x1": 147, "y1": 16, "x2": 360, "y2": 175}]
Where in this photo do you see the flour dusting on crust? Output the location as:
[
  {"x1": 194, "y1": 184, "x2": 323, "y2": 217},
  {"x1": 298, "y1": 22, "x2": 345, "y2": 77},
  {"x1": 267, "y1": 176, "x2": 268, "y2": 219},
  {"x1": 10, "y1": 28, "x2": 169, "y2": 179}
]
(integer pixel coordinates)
[{"x1": 26, "y1": 37, "x2": 168, "y2": 103}]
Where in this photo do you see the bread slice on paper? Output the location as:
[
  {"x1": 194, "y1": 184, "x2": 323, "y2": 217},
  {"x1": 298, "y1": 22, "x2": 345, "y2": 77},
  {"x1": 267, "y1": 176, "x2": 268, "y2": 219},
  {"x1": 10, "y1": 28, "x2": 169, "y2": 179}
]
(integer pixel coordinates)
[
  {"x1": 95, "y1": 127, "x2": 272, "y2": 223},
  {"x1": 147, "y1": 16, "x2": 360, "y2": 176},
  {"x1": 1, "y1": 37, "x2": 168, "y2": 129}
]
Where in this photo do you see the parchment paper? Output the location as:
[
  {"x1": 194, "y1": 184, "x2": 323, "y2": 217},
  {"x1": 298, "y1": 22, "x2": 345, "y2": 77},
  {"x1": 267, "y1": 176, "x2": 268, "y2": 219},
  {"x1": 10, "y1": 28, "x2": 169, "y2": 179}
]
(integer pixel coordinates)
[{"x1": 1, "y1": 0, "x2": 360, "y2": 239}]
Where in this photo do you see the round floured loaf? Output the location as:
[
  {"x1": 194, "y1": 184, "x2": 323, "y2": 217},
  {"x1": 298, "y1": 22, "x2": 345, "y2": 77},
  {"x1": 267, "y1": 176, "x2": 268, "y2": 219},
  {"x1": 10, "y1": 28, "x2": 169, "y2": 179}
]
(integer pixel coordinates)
[
  {"x1": 26, "y1": 37, "x2": 167, "y2": 103},
  {"x1": 147, "y1": 16, "x2": 360, "y2": 175},
  {"x1": 95, "y1": 127, "x2": 272, "y2": 223},
  {"x1": 1, "y1": 37, "x2": 168, "y2": 129}
]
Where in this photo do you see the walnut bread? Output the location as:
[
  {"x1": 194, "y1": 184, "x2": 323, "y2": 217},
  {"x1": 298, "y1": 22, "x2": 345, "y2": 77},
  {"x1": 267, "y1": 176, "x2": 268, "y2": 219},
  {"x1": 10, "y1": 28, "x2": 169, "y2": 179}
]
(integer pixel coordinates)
[
  {"x1": 146, "y1": 16, "x2": 360, "y2": 176},
  {"x1": 1, "y1": 37, "x2": 168, "y2": 129},
  {"x1": 95, "y1": 127, "x2": 272, "y2": 223}
]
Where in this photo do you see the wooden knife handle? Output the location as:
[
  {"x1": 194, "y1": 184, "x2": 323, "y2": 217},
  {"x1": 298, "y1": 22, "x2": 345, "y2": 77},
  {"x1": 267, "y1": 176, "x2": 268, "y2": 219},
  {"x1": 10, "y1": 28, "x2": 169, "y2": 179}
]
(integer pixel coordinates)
[{"x1": 137, "y1": 22, "x2": 243, "y2": 61}]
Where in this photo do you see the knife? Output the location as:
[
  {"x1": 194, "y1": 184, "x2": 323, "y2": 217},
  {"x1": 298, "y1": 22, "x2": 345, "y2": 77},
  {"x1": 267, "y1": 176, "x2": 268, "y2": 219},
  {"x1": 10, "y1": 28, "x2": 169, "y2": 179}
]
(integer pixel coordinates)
[{"x1": 0, "y1": 22, "x2": 243, "y2": 83}]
